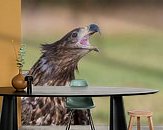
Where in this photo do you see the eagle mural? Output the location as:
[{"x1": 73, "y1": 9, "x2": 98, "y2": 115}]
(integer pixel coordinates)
[{"x1": 21, "y1": 24, "x2": 100, "y2": 125}]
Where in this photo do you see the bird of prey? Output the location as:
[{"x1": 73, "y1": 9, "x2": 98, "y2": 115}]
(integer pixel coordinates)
[{"x1": 21, "y1": 24, "x2": 100, "y2": 125}]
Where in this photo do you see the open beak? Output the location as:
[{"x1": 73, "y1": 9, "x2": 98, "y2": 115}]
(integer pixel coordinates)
[{"x1": 77, "y1": 24, "x2": 100, "y2": 52}]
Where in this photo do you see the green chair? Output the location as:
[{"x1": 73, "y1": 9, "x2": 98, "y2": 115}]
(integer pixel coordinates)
[{"x1": 65, "y1": 79, "x2": 95, "y2": 130}]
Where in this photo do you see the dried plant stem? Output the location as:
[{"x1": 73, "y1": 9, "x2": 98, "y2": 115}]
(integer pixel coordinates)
[{"x1": 11, "y1": 40, "x2": 18, "y2": 60}]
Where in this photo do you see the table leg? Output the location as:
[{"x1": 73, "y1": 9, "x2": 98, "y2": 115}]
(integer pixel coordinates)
[
  {"x1": 110, "y1": 96, "x2": 127, "y2": 130},
  {"x1": 0, "y1": 96, "x2": 18, "y2": 130}
]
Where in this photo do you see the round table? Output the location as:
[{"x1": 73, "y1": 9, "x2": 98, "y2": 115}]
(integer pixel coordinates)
[{"x1": 0, "y1": 86, "x2": 159, "y2": 130}]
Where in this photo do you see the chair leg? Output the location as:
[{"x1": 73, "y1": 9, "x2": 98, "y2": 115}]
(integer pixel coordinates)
[
  {"x1": 128, "y1": 116, "x2": 134, "y2": 130},
  {"x1": 87, "y1": 109, "x2": 95, "y2": 130},
  {"x1": 148, "y1": 116, "x2": 154, "y2": 130},
  {"x1": 66, "y1": 110, "x2": 74, "y2": 130}
]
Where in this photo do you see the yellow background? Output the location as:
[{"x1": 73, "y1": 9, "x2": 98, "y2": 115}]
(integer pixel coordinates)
[{"x1": 0, "y1": 0, "x2": 21, "y2": 126}]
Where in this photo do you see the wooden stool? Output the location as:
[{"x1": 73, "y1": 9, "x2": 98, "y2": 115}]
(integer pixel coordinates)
[{"x1": 128, "y1": 110, "x2": 154, "y2": 130}]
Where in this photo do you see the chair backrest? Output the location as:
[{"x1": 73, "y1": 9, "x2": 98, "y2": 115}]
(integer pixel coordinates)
[
  {"x1": 70, "y1": 79, "x2": 88, "y2": 87},
  {"x1": 66, "y1": 79, "x2": 95, "y2": 109}
]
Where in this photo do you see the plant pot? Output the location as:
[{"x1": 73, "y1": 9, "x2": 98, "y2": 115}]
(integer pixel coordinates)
[{"x1": 12, "y1": 70, "x2": 27, "y2": 91}]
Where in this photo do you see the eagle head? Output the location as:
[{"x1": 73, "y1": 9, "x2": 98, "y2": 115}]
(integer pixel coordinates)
[
  {"x1": 42, "y1": 24, "x2": 100, "y2": 60},
  {"x1": 60, "y1": 24, "x2": 100, "y2": 52}
]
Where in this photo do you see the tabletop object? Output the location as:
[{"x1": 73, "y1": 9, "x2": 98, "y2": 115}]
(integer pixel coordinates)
[{"x1": 25, "y1": 75, "x2": 33, "y2": 94}]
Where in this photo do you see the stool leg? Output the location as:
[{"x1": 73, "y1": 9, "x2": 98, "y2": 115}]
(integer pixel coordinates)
[
  {"x1": 148, "y1": 116, "x2": 154, "y2": 130},
  {"x1": 66, "y1": 110, "x2": 73, "y2": 130},
  {"x1": 128, "y1": 116, "x2": 134, "y2": 130},
  {"x1": 137, "y1": 117, "x2": 140, "y2": 130}
]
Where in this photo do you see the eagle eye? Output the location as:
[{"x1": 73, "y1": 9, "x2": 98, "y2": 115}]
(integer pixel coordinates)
[{"x1": 71, "y1": 32, "x2": 78, "y2": 38}]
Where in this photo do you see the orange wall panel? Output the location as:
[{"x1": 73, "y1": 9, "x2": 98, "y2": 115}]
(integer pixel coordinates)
[
  {"x1": 0, "y1": 0, "x2": 21, "y2": 86},
  {"x1": 0, "y1": 0, "x2": 21, "y2": 127}
]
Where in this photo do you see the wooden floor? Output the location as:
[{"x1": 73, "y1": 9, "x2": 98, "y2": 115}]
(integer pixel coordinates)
[{"x1": 20, "y1": 125, "x2": 163, "y2": 130}]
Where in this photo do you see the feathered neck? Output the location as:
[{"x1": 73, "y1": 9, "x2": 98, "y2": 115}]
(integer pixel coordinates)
[{"x1": 28, "y1": 42, "x2": 81, "y2": 86}]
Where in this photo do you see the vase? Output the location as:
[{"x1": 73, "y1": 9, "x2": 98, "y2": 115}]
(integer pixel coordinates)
[{"x1": 11, "y1": 69, "x2": 27, "y2": 91}]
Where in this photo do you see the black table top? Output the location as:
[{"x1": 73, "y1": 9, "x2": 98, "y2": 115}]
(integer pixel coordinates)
[{"x1": 0, "y1": 86, "x2": 159, "y2": 97}]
